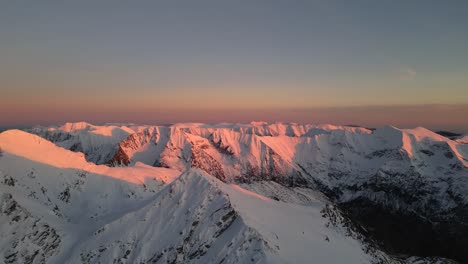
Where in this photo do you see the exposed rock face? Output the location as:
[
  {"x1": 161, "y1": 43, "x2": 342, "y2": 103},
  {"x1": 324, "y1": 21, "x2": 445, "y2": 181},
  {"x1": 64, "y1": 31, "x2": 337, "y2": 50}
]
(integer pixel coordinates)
[
  {"x1": 0, "y1": 193, "x2": 61, "y2": 264},
  {"x1": 190, "y1": 145, "x2": 226, "y2": 182},
  {"x1": 107, "y1": 145, "x2": 131, "y2": 166}
]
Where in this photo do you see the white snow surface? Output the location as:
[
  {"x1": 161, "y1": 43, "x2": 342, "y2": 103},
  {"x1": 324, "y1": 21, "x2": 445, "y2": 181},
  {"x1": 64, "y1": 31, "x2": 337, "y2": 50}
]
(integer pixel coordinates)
[
  {"x1": 0, "y1": 127, "x2": 388, "y2": 264},
  {"x1": 2, "y1": 122, "x2": 467, "y2": 263}
]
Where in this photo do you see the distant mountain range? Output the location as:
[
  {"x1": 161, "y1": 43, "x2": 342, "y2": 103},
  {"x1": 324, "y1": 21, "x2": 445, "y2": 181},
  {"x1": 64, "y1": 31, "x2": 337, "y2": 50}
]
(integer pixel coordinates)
[{"x1": 0, "y1": 122, "x2": 467, "y2": 263}]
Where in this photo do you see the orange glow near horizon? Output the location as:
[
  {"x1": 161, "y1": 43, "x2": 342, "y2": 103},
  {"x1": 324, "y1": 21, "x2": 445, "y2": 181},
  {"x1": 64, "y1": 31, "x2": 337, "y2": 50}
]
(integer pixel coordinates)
[{"x1": 1, "y1": 98, "x2": 467, "y2": 132}]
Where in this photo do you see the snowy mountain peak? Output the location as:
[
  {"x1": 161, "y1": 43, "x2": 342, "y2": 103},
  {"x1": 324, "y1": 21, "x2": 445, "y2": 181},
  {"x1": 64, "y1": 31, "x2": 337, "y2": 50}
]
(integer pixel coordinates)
[
  {"x1": 2, "y1": 122, "x2": 467, "y2": 262},
  {"x1": 60, "y1": 121, "x2": 94, "y2": 132},
  {"x1": 0, "y1": 129, "x2": 88, "y2": 167}
]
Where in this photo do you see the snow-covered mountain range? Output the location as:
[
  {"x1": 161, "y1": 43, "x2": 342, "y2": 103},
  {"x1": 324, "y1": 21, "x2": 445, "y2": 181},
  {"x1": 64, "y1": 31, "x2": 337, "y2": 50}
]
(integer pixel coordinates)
[{"x1": 1, "y1": 121, "x2": 467, "y2": 263}]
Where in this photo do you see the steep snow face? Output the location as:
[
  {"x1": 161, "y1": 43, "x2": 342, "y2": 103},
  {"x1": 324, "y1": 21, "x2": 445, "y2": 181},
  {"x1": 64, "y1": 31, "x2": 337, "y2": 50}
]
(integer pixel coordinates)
[{"x1": 218, "y1": 182, "x2": 375, "y2": 263}]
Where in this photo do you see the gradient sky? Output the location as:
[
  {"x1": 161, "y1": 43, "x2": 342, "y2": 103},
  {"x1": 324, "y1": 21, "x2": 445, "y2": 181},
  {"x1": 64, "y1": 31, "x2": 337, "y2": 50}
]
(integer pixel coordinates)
[{"x1": 1, "y1": 1, "x2": 468, "y2": 131}]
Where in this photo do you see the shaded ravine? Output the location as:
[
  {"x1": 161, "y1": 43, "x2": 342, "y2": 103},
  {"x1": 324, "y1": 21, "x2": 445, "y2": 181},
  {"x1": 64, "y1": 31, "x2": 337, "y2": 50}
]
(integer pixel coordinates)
[{"x1": 339, "y1": 198, "x2": 467, "y2": 263}]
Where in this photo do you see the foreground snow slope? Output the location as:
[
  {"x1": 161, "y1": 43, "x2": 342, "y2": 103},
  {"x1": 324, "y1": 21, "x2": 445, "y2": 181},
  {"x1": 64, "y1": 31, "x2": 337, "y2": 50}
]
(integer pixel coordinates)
[
  {"x1": 0, "y1": 131, "x2": 385, "y2": 263},
  {"x1": 67, "y1": 169, "x2": 382, "y2": 264}
]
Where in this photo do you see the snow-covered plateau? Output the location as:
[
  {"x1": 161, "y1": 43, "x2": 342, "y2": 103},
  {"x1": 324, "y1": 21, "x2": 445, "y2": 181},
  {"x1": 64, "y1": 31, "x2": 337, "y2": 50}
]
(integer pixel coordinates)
[{"x1": 0, "y1": 122, "x2": 467, "y2": 263}]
